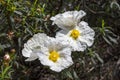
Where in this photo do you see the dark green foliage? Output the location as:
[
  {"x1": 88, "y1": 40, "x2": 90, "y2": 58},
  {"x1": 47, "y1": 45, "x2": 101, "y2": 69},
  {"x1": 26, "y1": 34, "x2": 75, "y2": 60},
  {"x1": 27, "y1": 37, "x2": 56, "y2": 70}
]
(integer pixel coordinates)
[{"x1": 0, "y1": 0, "x2": 120, "y2": 80}]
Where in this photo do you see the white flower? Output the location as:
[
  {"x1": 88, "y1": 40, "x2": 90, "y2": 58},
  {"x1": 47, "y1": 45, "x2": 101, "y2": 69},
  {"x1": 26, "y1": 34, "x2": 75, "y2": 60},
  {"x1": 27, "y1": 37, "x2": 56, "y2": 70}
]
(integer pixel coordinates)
[
  {"x1": 22, "y1": 33, "x2": 49, "y2": 61},
  {"x1": 56, "y1": 21, "x2": 95, "y2": 51},
  {"x1": 50, "y1": 10, "x2": 86, "y2": 31},
  {"x1": 37, "y1": 37, "x2": 73, "y2": 72}
]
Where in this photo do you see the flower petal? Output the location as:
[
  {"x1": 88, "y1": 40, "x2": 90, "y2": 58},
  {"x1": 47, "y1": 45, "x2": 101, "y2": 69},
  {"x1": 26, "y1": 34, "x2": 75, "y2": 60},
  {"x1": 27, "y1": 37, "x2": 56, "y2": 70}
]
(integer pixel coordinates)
[
  {"x1": 77, "y1": 21, "x2": 95, "y2": 46},
  {"x1": 50, "y1": 64, "x2": 64, "y2": 72},
  {"x1": 37, "y1": 52, "x2": 55, "y2": 66},
  {"x1": 50, "y1": 10, "x2": 86, "y2": 31},
  {"x1": 25, "y1": 52, "x2": 38, "y2": 61},
  {"x1": 22, "y1": 33, "x2": 49, "y2": 61},
  {"x1": 73, "y1": 10, "x2": 86, "y2": 24},
  {"x1": 22, "y1": 47, "x2": 32, "y2": 57}
]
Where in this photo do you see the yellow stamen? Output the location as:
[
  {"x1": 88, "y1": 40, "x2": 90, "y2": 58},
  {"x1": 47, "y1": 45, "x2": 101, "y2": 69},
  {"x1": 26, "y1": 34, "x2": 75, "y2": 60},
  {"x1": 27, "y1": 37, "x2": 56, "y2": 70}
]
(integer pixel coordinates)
[
  {"x1": 49, "y1": 50, "x2": 59, "y2": 62},
  {"x1": 70, "y1": 29, "x2": 80, "y2": 40}
]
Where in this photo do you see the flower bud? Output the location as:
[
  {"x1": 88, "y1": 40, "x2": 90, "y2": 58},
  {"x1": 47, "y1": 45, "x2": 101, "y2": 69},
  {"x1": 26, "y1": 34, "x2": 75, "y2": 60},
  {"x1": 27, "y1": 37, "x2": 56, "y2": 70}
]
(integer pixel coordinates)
[
  {"x1": 4, "y1": 53, "x2": 10, "y2": 62},
  {"x1": 7, "y1": 31, "x2": 14, "y2": 40},
  {"x1": 10, "y1": 49, "x2": 16, "y2": 54}
]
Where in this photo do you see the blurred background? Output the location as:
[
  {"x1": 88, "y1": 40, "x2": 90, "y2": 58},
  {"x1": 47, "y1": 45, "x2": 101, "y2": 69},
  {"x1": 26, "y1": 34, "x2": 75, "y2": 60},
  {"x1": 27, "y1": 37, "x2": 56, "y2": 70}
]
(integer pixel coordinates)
[{"x1": 0, "y1": 0, "x2": 120, "y2": 80}]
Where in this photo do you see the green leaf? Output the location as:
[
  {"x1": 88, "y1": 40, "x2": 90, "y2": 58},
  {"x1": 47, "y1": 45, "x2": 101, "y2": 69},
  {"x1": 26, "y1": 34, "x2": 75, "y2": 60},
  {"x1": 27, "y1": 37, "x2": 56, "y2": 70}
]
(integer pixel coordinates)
[
  {"x1": 102, "y1": 19, "x2": 105, "y2": 29},
  {"x1": 0, "y1": 33, "x2": 6, "y2": 37},
  {"x1": 65, "y1": 70, "x2": 73, "y2": 79},
  {"x1": 94, "y1": 53, "x2": 104, "y2": 63},
  {"x1": 14, "y1": 11, "x2": 23, "y2": 15},
  {"x1": 103, "y1": 36, "x2": 112, "y2": 46},
  {"x1": 72, "y1": 70, "x2": 79, "y2": 80},
  {"x1": 107, "y1": 35, "x2": 118, "y2": 44},
  {"x1": 1, "y1": 66, "x2": 12, "y2": 79}
]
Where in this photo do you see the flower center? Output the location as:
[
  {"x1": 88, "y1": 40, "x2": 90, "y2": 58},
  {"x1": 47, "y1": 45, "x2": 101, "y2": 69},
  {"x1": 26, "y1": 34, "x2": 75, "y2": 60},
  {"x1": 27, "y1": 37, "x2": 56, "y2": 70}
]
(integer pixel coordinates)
[
  {"x1": 70, "y1": 29, "x2": 80, "y2": 40},
  {"x1": 49, "y1": 50, "x2": 59, "y2": 62}
]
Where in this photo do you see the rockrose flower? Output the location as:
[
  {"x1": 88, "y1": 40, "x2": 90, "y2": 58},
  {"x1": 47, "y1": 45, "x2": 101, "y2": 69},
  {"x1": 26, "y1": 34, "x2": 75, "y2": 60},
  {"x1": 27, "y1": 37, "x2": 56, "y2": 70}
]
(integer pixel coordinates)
[
  {"x1": 37, "y1": 37, "x2": 73, "y2": 72},
  {"x1": 56, "y1": 21, "x2": 95, "y2": 51}
]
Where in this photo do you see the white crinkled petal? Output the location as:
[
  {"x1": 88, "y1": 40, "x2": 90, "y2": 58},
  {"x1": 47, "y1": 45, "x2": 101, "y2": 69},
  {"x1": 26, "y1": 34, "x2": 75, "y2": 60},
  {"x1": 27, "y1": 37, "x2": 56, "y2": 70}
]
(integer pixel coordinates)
[
  {"x1": 50, "y1": 64, "x2": 64, "y2": 72},
  {"x1": 51, "y1": 16, "x2": 74, "y2": 31},
  {"x1": 78, "y1": 36, "x2": 94, "y2": 47},
  {"x1": 77, "y1": 21, "x2": 95, "y2": 46},
  {"x1": 75, "y1": 40, "x2": 87, "y2": 51},
  {"x1": 69, "y1": 38, "x2": 87, "y2": 51},
  {"x1": 25, "y1": 52, "x2": 39, "y2": 61},
  {"x1": 54, "y1": 38, "x2": 71, "y2": 52},
  {"x1": 78, "y1": 21, "x2": 95, "y2": 37},
  {"x1": 50, "y1": 55, "x2": 73, "y2": 72},
  {"x1": 25, "y1": 38, "x2": 39, "y2": 50},
  {"x1": 37, "y1": 46, "x2": 56, "y2": 67},
  {"x1": 58, "y1": 48, "x2": 73, "y2": 68},
  {"x1": 58, "y1": 47, "x2": 73, "y2": 69},
  {"x1": 22, "y1": 33, "x2": 48, "y2": 61},
  {"x1": 58, "y1": 47, "x2": 72, "y2": 56},
  {"x1": 22, "y1": 47, "x2": 32, "y2": 57},
  {"x1": 73, "y1": 10, "x2": 86, "y2": 24},
  {"x1": 50, "y1": 10, "x2": 86, "y2": 31},
  {"x1": 22, "y1": 40, "x2": 37, "y2": 58},
  {"x1": 58, "y1": 56, "x2": 73, "y2": 69},
  {"x1": 37, "y1": 52, "x2": 55, "y2": 67},
  {"x1": 43, "y1": 37, "x2": 56, "y2": 51},
  {"x1": 51, "y1": 56, "x2": 73, "y2": 72},
  {"x1": 33, "y1": 33, "x2": 48, "y2": 45},
  {"x1": 56, "y1": 30, "x2": 74, "y2": 50}
]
